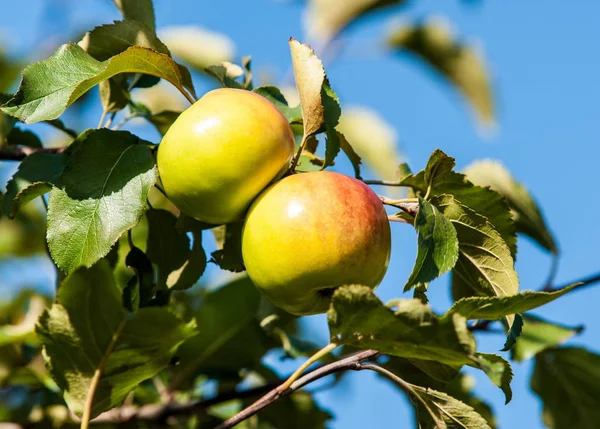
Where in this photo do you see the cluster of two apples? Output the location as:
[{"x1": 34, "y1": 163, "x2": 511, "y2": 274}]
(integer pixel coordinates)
[{"x1": 157, "y1": 88, "x2": 391, "y2": 316}]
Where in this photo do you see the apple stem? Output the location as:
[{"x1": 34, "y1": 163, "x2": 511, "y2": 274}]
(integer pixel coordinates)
[
  {"x1": 379, "y1": 196, "x2": 418, "y2": 206},
  {"x1": 277, "y1": 342, "x2": 339, "y2": 392},
  {"x1": 289, "y1": 134, "x2": 309, "y2": 173}
]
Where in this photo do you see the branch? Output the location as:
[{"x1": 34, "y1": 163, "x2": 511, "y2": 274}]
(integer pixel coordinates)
[
  {"x1": 0, "y1": 146, "x2": 66, "y2": 161},
  {"x1": 545, "y1": 270, "x2": 600, "y2": 293},
  {"x1": 214, "y1": 349, "x2": 380, "y2": 429},
  {"x1": 363, "y1": 179, "x2": 407, "y2": 187}
]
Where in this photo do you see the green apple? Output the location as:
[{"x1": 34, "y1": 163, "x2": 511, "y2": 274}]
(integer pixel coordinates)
[
  {"x1": 242, "y1": 171, "x2": 392, "y2": 315},
  {"x1": 157, "y1": 88, "x2": 295, "y2": 224}
]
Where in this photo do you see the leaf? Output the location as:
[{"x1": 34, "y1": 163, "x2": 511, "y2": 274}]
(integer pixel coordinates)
[
  {"x1": 147, "y1": 110, "x2": 180, "y2": 135},
  {"x1": 432, "y1": 195, "x2": 519, "y2": 318},
  {"x1": 387, "y1": 17, "x2": 494, "y2": 125},
  {"x1": 256, "y1": 391, "x2": 332, "y2": 429},
  {"x1": 444, "y1": 374, "x2": 497, "y2": 428},
  {"x1": 47, "y1": 129, "x2": 157, "y2": 273},
  {"x1": 123, "y1": 245, "x2": 155, "y2": 311},
  {"x1": 1, "y1": 44, "x2": 195, "y2": 123},
  {"x1": 0, "y1": 294, "x2": 46, "y2": 347},
  {"x1": 402, "y1": 150, "x2": 516, "y2": 259},
  {"x1": 145, "y1": 209, "x2": 190, "y2": 287},
  {"x1": 211, "y1": 222, "x2": 245, "y2": 272},
  {"x1": 173, "y1": 277, "x2": 267, "y2": 382},
  {"x1": 337, "y1": 106, "x2": 401, "y2": 180},
  {"x1": 464, "y1": 160, "x2": 558, "y2": 254},
  {"x1": 382, "y1": 356, "x2": 460, "y2": 388},
  {"x1": 305, "y1": 0, "x2": 406, "y2": 43},
  {"x1": 3, "y1": 152, "x2": 67, "y2": 217},
  {"x1": 167, "y1": 231, "x2": 206, "y2": 291},
  {"x1": 338, "y1": 131, "x2": 362, "y2": 179},
  {"x1": 4, "y1": 127, "x2": 42, "y2": 148},
  {"x1": 328, "y1": 285, "x2": 477, "y2": 366},
  {"x1": 500, "y1": 313, "x2": 523, "y2": 352},
  {"x1": 113, "y1": 0, "x2": 156, "y2": 30},
  {"x1": 532, "y1": 347, "x2": 600, "y2": 429},
  {"x1": 446, "y1": 284, "x2": 578, "y2": 321},
  {"x1": 204, "y1": 64, "x2": 244, "y2": 89},
  {"x1": 99, "y1": 77, "x2": 130, "y2": 114},
  {"x1": 410, "y1": 383, "x2": 492, "y2": 429},
  {"x1": 404, "y1": 197, "x2": 459, "y2": 290},
  {"x1": 253, "y1": 86, "x2": 303, "y2": 125},
  {"x1": 36, "y1": 261, "x2": 196, "y2": 417},
  {"x1": 79, "y1": 20, "x2": 169, "y2": 61},
  {"x1": 474, "y1": 353, "x2": 513, "y2": 404},
  {"x1": 511, "y1": 314, "x2": 583, "y2": 362},
  {"x1": 159, "y1": 26, "x2": 235, "y2": 73}
]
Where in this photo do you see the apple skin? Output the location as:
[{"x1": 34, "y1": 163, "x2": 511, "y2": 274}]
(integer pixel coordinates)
[
  {"x1": 157, "y1": 88, "x2": 295, "y2": 224},
  {"x1": 242, "y1": 171, "x2": 392, "y2": 315}
]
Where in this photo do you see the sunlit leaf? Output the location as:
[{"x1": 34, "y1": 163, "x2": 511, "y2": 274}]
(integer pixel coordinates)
[
  {"x1": 475, "y1": 353, "x2": 513, "y2": 404},
  {"x1": 464, "y1": 160, "x2": 558, "y2": 254}
]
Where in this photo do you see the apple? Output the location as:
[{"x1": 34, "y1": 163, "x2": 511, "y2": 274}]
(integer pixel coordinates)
[
  {"x1": 242, "y1": 171, "x2": 392, "y2": 315},
  {"x1": 157, "y1": 88, "x2": 295, "y2": 224}
]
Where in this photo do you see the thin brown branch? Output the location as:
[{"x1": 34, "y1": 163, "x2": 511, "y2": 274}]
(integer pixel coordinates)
[
  {"x1": 545, "y1": 270, "x2": 600, "y2": 293},
  {"x1": 214, "y1": 349, "x2": 379, "y2": 429},
  {"x1": 363, "y1": 179, "x2": 407, "y2": 187},
  {"x1": 0, "y1": 146, "x2": 66, "y2": 161}
]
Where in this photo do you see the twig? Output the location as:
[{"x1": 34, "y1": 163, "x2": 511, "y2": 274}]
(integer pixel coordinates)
[
  {"x1": 0, "y1": 146, "x2": 66, "y2": 161},
  {"x1": 364, "y1": 180, "x2": 407, "y2": 187},
  {"x1": 277, "y1": 342, "x2": 338, "y2": 391},
  {"x1": 214, "y1": 349, "x2": 379, "y2": 429},
  {"x1": 545, "y1": 270, "x2": 600, "y2": 293},
  {"x1": 388, "y1": 215, "x2": 409, "y2": 224}
]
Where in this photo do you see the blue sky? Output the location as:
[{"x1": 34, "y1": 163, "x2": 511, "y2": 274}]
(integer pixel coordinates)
[{"x1": 1, "y1": 1, "x2": 600, "y2": 428}]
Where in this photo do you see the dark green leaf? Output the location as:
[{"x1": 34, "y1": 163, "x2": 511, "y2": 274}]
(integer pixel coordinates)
[
  {"x1": 443, "y1": 374, "x2": 497, "y2": 428},
  {"x1": 36, "y1": 261, "x2": 196, "y2": 417},
  {"x1": 473, "y1": 353, "x2": 513, "y2": 404},
  {"x1": 112, "y1": 0, "x2": 156, "y2": 30},
  {"x1": 446, "y1": 284, "x2": 578, "y2": 320},
  {"x1": 148, "y1": 110, "x2": 180, "y2": 135},
  {"x1": 174, "y1": 276, "x2": 267, "y2": 381},
  {"x1": 175, "y1": 213, "x2": 217, "y2": 233},
  {"x1": 47, "y1": 129, "x2": 157, "y2": 272},
  {"x1": 204, "y1": 64, "x2": 244, "y2": 89},
  {"x1": 500, "y1": 313, "x2": 523, "y2": 352},
  {"x1": 3, "y1": 152, "x2": 67, "y2": 217},
  {"x1": 432, "y1": 195, "x2": 519, "y2": 319},
  {"x1": 168, "y1": 231, "x2": 206, "y2": 291},
  {"x1": 146, "y1": 209, "x2": 190, "y2": 287},
  {"x1": 99, "y1": 77, "x2": 130, "y2": 114},
  {"x1": 5, "y1": 127, "x2": 42, "y2": 148},
  {"x1": 404, "y1": 197, "x2": 458, "y2": 290},
  {"x1": 45, "y1": 118, "x2": 77, "y2": 138},
  {"x1": 464, "y1": 160, "x2": 558, "y2": 254},
  {"x1": 253, "y1": 86, "x2": 303, "y2": 125},
  {"x1": 338, "y1": 131, "x2": 362, "y2": 179},
  {"x1": 512, "y1": 314, "x2": 583, "y2": 362},
  {"x1": 123, "y1": 245, "x2": 155, "y2": 311},
  {"x1": 322, "y1": 125, "x2": 340, "y2": 169},
  {"x1": 328, "y1": 285, "x2": 477, "y2": 366},
  {"x1": 79, "y1": 19, "x2": 169, "y2": 61},
  {"x1": 402, "y1": 150, "x2": 517, "y2": 259},
  {"x1": 387, "y1": 17, "x2": 494, "y2": 124},
  {"x1": 382, "y1": 356, "x2": 460, "y2": 389},
  {"x1": 532, "y1": 347, "x2": 600, "y2": 429},
  {"x1": 1, "y1": 44, "x2": 195, "y2": 123},
  {"x1": 211, "y1": 221, "x2": 245, "y2": 272}
]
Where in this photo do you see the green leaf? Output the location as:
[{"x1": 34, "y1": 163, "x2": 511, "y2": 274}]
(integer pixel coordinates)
[
  {"x1": 173, "y1": 276, "x2": 267, "y2": 382},
  {"x1": 474, "y1": 353, "x2": 513, "y2": 404},
  {"x1": 146, "y1": 209, "x2": 190, "y2": 288},
  {"x1": 500, "y1": 313, "x2": 523, "y2": 352},
  {"x1": 256, "y1": 391, "x2": 332, "y2": 429},
  {"x1": 446, "y1": 284, "x2": 578, "y2": 320},
  {"x1": 387, "y1": 17, "x2": 494, "y2": 125},
  {"x1": 402, "y1": 150, "x2": 517, "y2": 259},
  {"x1": 305, "y1": 0, "x2": 406, "y2": 43},
  {"x1": 410, "y1": 383, "x2": 492, "y2": 429},
  {"x1": 253, "y1": 86, "x2": 303, "y2": 125},
  {"x1": 167, "y1": 231, "x2": 206, "y2": 291},
  {"x1": 99, "y1": 77, "x2": 130, "y2": 113},
  {"x1": 36, "y1": 261, "x2": 196, "y2": 417},
  {"x1": 443, "y1": 374, "x2": 497, "y2": 428},
  {"x1": 338, "y1": 131, "x2": 362, "y2": 179},
  {"x1": 382, "y1": 356, "x2": 460, "y2": 388},
  {"x1": 47, "y1": 129, "x2": 157, "y2": 273},
  {"x1": 204, "y1": 64, "x2": 245, "y2": 89},
  {"x1": 3, "y1": 152, "x2": 67, "y2": 217},
  {"x1": 112, "y1": 0, "x2": 156, "y2": 30},
  {"x1": 464, "y1": 160, "x2": 558, "y2": 254},
  {"x1": 532, "y1": 347, "x2": 600, "y2": 429},
  {"x1": 4, "y1": 127, "x2": 42, "y2": 148},
  {"x1": 0, "y1": 294, "x2": 46, "y2": 347},
  {"x1": 511, "y1": 314, "x2": 583, "y2": 362},
  {"x1": 123, "y1": 245, "x2": 155, "y2": 311},
  {"x1": 148, "y1": 110, "x2": 181, "y2": 135},
  {"x1": 404, "y1": 197, "x2": 459, "y2": 290},
  {"x1": 79, "y1": 19, "x2": 169, "y2": 61},
  {"x1": 322, "y1": 125, "x2": 340, "y2": 169},
  {"x1": 328, "y1": 285, "x2": 477, "y2": 366},
  {"x1": 432, "y1": 195, "x2": 519, "y2": 319},
  {"x1": 211, "y1": 222, "x2": 245, "y2": 272},
  {"x1": 1, "y1": 44, "x2": 195, "y2": 123}
]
